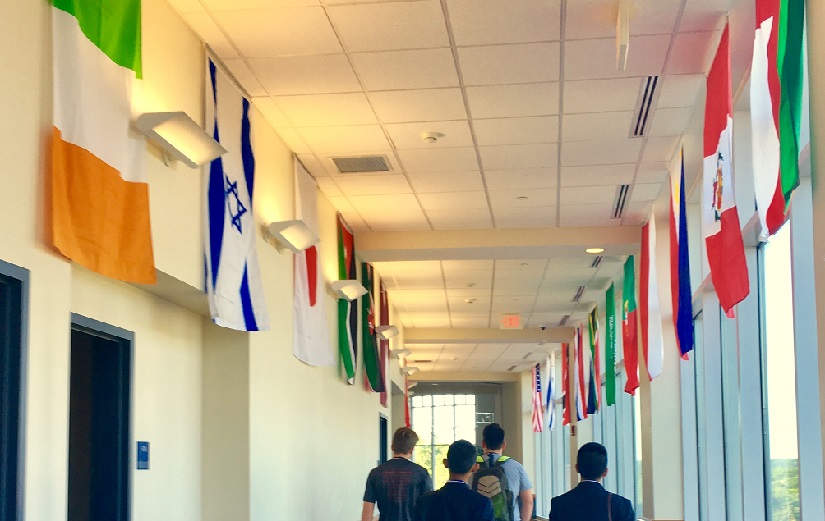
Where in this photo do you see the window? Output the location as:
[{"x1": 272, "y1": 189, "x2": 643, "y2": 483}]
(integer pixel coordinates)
[
  {"x1": 410, "y1": 394, "x2": 476, "y2": 489},
  {"x1": 759, "y1": 224, "x2": 801, "y2": 521}
]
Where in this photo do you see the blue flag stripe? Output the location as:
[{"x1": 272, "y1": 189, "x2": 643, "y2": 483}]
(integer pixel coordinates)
[
  {"x1": 207, "y1": 59, "x2": 225, "y2": 288},
  {"x1": 241, "y1": 98, "x2": 255, "y2": 200},
  {"x1": 240, "y1": 264, "x2": 259, "y2": 331},
  {"x1": 677, "y1": 157, "x2": 695, "y2": 355}
]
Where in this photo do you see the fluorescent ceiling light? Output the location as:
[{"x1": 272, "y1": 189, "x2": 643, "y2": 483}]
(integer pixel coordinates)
[
  {"x1": 376, "y1": 325, "x2": 400, "y2": 340},
  {"x1": 265, "y1": 220, "x2": 319, "y2": 254},
  {"x1": 401, "y1": 366, "x2": 420, "y2": 376},
  {"x1": 330, "y1": 280, "x2": 367, "y2": 301},
  {"x1": 586, "y1": 247, "x2": 605, "y2": 254},
  {"x1": 390, "y1": 348, "x2": 412, "y2": 359},
  {"x1": 135, "y1": 111, "x2": 226, "y2": 168}
]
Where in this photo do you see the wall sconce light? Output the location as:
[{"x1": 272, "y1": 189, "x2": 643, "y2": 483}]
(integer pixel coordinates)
[
  {"x1": 390, "y1": 348, "x2": 411, "y2": 359},
  {"x1": 330, "y1": 280, "x2": 368, "y2": 301},
  {"x1": 401, "y1": 366, "x2": 420, "y2": 376},
  {"x1": 135, "y1": 111, "x2": 226, "y2": 168},
  {"x1": 376, "y1": 325, "x2": 400, "y2": 340},
  {"x1": 263, "y1": 220, "x2": 319, "y2": 253}
]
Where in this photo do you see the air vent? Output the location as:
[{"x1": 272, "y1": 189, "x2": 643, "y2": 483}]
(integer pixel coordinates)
[
  {"x1": 612, "y1": 184, "x2": 630, "y2": 219},
  {"x1": 331, "y1": 155, "x2": 391, "y2": 174},
  {"x1": 572, "y1": 286, "x2": 585, "y2": 303},
  {"x1": 631, "y1": 76, "x2": 659, "y2": 137},
  {"x1": 521, "y1": 352, "x2": 533, "y2": 360},
  {"x1": 412, "y1": 359, "x2": 432, "y2": 364},
  {"x1": 507, "y1": 365, "x2": 519, "y2": 372},
  {"x1": 559, "y1": 314, "x2": 570, "y2": 326},
  {"x1": 590, "y1": 256, "x2": 603, "y2": 268}
]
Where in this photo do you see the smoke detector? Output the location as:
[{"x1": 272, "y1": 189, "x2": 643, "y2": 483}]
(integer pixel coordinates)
[{"x1": 421, "y1": 131, "x2": 445, "y2": 144}]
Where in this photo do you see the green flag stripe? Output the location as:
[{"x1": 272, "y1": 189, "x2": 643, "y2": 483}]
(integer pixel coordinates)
[
  {"x1": 52, "y1": 0, "x2": 142, "y2": 78},
  {"x1": 605, "y1": 284, "x2": 616, "y2": 406},
  {"x1": 777, "y1": 0, "x2": 805, "y2": 203}
]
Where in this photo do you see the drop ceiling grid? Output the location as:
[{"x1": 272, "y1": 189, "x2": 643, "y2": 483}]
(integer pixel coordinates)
[{"x1": 166, "y1": 0, "x2": 720, "y2": 234}]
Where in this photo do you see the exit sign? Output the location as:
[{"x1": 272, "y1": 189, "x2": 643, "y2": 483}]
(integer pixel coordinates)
[{"x1": 500, "y1": 314, "x2": 523, "y2": 330}]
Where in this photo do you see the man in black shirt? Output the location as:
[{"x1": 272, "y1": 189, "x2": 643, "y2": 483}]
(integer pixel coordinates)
[
  {"x1": 415, "y1": 440, "x2": 494, "y2": 521},
  {"x1": 362, "y1": 427, "x2": 432, "y2": 521}
]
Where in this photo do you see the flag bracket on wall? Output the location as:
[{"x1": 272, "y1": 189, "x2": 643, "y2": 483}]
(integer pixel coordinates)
[{"x1": 134, "y1": 111, "x2": 226, "y2": 168}]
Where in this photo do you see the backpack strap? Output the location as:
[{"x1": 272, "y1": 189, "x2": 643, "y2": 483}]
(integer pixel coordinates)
[{"x1": 607, "y1": 492, "x2": 613, "y2": 521}]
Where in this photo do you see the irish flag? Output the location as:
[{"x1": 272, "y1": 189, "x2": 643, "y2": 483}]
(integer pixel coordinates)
[
  {"x1": 622, "y1": 256, "x2": 639, "y2": 395},
  {"x1": 51, "y1": 0, "x2": 155, "y2": 284},
  {"x1": 751, "y1": 0, "x2": 809, "y2": 237},
  {"x1": 640, "y1": 213, "x2": 664, "y2": 381},
  {"x1": 704, "y1": 26, "x2": 750, "y2": 318}
]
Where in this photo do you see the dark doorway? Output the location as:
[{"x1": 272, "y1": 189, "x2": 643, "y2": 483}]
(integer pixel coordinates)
[
  {"x1": 379, "y1": 414, "x2": 388, "y2": 464},
  {"x1": 0, "y1": 261, "x2": 28, "y2": 521},
  {"x1": 68, "y1": 316, "x2": 132, "y2": 521}
]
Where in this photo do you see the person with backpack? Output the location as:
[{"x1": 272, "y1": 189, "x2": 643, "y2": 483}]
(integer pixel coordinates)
[
  {"x1": 362, "y1": 427, "x2": 432, "y2": 521},
  {"x1": 548, "y1": 442, "x2": 635, "y2": 521},
  {"x1": 471, "y1": 423, "x2": 534, "y2": 521},
  {"x1": 415, "y1": 440, "x2": 494, "y2": 521}
]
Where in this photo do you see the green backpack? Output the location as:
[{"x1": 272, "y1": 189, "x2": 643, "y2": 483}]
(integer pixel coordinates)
[{"x1": 472, "y1": 455, "x2": 515, "y2": 521}]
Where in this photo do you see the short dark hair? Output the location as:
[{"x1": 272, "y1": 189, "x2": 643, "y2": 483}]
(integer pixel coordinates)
[
  {"x1": 446, "y1": 440, "x2": 477, "y2": 474},
  {"x1": 577, "y1": 442, "x2": 608, "y2": 480},
  {"x1": 391, "y1": 427, "x2": 419, "y2": 454},
  {"x1": 482, "y1": 423, "x2": 506, "y2": 450}
]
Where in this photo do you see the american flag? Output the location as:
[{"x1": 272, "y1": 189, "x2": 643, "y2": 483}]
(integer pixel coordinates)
[{"x1": 532, "y1": 363, "x2": 544, "y2": 433}]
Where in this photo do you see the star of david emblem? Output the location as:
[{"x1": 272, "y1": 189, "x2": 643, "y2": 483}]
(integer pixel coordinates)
[{"x1": 225, "y1": 174, "x2": 247, "y2": 234}]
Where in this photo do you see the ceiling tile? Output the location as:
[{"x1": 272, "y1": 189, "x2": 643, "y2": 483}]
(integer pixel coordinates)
[
  {"x1": 348, "y1": 193, "x2": 423, "y2": 216},
  {"x1": 442, "y1": 260, "x2": 494, "y2": 271},
  {"x1": 561, "y1": 139, "x2": 643, "y2": 166},
  {"x1": 467, "y1": 83, "x2": 559, "y2": 118},
  {"x1": 252, "y1": 97, "x2": 291, "y2": 127},
  {"x1": 213, "y1": 7, "x2": 341, "y2": 57},
  {"x1": 496, "y1": 258, "x2": 547, "y2": 271},
  {"x1": 297, "y1": 125, "x2": 390, "y2": 154},
  {"x1": 428, "y1": 208, "x2": 493, "y2": 230},
  {"x1": 327, "y1": 1, "x2": 449, "y2": 52},
  {"x1": 484, "y1": 169, "x2": 558, "y2": 190},
  {"x1": 368, "y1": 218, "x2": 432, "y2": 232},
  {"x1": 167, "y1": 0, "x2": 206, "y2": 12},
  {"x1": 297, "y1": 153, "x2": 328, "y2": 177},
  {"x1": 642, "y1": 136, "x2": 680, "y2": 163},
  {"x1": 565, "y1": 0, "x2": 679, "y2": 40},
  {"x1": 315, "y1": 177, "x2": 342, "y2": 197},
  {"x1": 564, "y1": 35, "x2": 670, "y2": 81},
  {"x1": 418, "y1": 191, "x2": 489, "y2": 211},
  {"x1": 409, "y1": 171, "x2": 484, "y2": 193},
  {"x1": 479, "y1": 144, "x2": 558, "y2": 170},
  {"x1": 273, "y1": 93, "x2": 377, "y2": 126},
  {"x1": 369, "y1": 88, "x2": 468, "y2": 123},
  {"x1": 564, "y1": 78, "x2": 641, "y2": 114},
  {"x1": 494, "y1": 206, "x2": 556, "y2": 228},
  {"x1": 656, "y1": 75, "x2": 705, "y2": 108},
  {"x1": 274, "y1": 128, "x2": 312, "y2": 154},
  {"x1": 247, "y1": 55, "x2": 360, "y2": 96},
  {"x1": 351, "y1": 49, "x2": 459, "y2": 91},
  {"x1": 489, "y1": 188, "x2": 557, "y2": 208},
  {"x1": 473, "y1": 117, "x2": 558, "y2": 146},
  {"x1": 222, "y1": 58, "x2": 266, "y2": 96},
  {"x1": 636, "y1": 163, "x2": 669, "y2": 184},
  {"x1": 384, "y1": 121, "x2": 473, "y2": 149},
  {"x1": 203, "y1": 0, "x2": 319, "y2": 8},
  {"x1": 398, "y1": 147, "x2": 479, "y2": 172},
  {"x1": 559, "y1": 204, "x2": 618, "y2": 227},
  {"x1": 447, "y1": 0, "x2": 560, "y2": 45},
  {"x1": 679, "y1": 0, "x2": 728, "y2": 32},
  {"x1": 181, "y1": 12, "x2": 238, "y2": 58},
  {"x1": 563, "y1": 111, "x2": 634, "y2": 142},
  {"x1": 335, "y1": 174, "x2": 413, "y2": 196},
  {"x1": 458, "y1": 43, "x2": 560, "y2": 85},
  {"x1": 559, "y1": 164, "x2": 636, "y2": 187},
  {"x1": 559, "y1": 185, "x2": 618, "y2": 205},
  {"x1": 326, "y1": 196, "x2": 356, "y2": 214},
  {"x1": 648, "y1": 106, "x2": 694, "y2": 137},
  {"x1": 629, "y1": 182, "x2": 664, "y2": 202},
  {"x1": 666, "y1": 31, "x2": 719, "y2": 75},
  {"x1": 444, "y1": 270, "x2": 494, "y2": 288}
]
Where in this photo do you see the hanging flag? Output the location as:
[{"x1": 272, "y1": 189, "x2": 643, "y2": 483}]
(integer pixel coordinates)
[
  {"x1": 203, "y1": 59, "x2": 269, "y2": 331},
  {"x1": 293, "y1": 163, "x2": 333, "y2": 364},
  {"x1": 562, "y1": 343, "x2": 571, "y2": 426},
  {"x1": 362, "y1": 263, "x2": 383, "y2": 392},
  {"x1": 532, "y1": 363, "x2": 544, "y2": 433},
  {"x1": 622, "y1": 256, "x2": 640, "y2": 395},
  {"x1": 404, "y1": 373, "x2": 411, "y2": 428},
  {"x1": 641, "y1": 213, "x2": 665, "y2": 381},
  {"x1": 545, "y1": 354, "x2": 556, "y2": 430},
  {"x1": 50, "y1": 0, "x2": 155, "y2": 284},
  {"x1": 587, "y1": 308, "x2": 602, "y2": 413},
  {"x1": 751, "y1": 0, "x2": 808, "y2": 237},
  {"x1": 703, "y1": 25, "x2": 750, "y2": 318},
  {"x1": 670, "y1": 152, "x2": 695, "y2": 359},
  {"x1": 379, "y1": 279, "x2": 390, "y2": 407},
  {"x1": 575, "y1": 326, "x2": 588, "y2": 420},
  {"x1": 338, "y1": 215, "x2": 357, "y2": 384},
  {"x1": 605, "y1": 284, "x2": 617, "y2": 406}
]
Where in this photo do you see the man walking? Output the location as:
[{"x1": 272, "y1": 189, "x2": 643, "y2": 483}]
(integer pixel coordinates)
[
  {"x1": 415, "y1": 440, "x2": 494, "y2": 521},
  {"x1": 362, "y1": 427, "x2": 432, "y2": 521},
  {"x1": 549, "y1": 442, "x2": 634, "y2": 521},
  {"x1": 473, "y1": 423, "x2": 533, "y2": 521}
]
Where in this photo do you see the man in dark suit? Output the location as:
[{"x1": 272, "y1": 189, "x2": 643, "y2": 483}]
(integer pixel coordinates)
[
  {"x1": 415, "y1": 440, "x2": 495, "y2": 521},
  {"x1": 549, "y1": 442, "x2": 635, "y2": 521}
]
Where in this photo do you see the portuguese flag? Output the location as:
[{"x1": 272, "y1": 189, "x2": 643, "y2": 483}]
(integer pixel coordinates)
[{"x1": 622, "y1": 256, "x2": 640, "y2": 395}]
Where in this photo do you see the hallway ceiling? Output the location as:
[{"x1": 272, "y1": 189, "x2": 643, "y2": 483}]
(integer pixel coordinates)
[{"x1": 168, "y1": 0, "x2": 734, "y2": 373}]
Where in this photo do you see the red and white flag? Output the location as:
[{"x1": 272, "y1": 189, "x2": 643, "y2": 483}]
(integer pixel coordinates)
[
  {"x1": 532, "y1": 363, "x2": 544, "y2": 433},
  {"x1": 703, "y1": 25, "x2": 750, "y2": 317},
  {"x1": 293, "y1": 162, "x2": 334, "y2": 365},
  {"x1": 641, "y1": 212, "x2": 665, "y2": 380}
]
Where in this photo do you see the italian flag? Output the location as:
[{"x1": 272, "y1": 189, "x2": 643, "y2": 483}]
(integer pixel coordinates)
[
  {"x1": 51, "y1": 0, "x2": 155, "y2": 284},
  {"x1": 751, "y1": 0, "x2": 809, "y2": 237},
  {"x1": 622, "y1": 256, "x2": 639, "y2": 395}
]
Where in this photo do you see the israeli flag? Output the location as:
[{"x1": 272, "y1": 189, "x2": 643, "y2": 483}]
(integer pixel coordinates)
[{"x1": 203, "y1": 58, "x2": 269, "y2": 331}]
